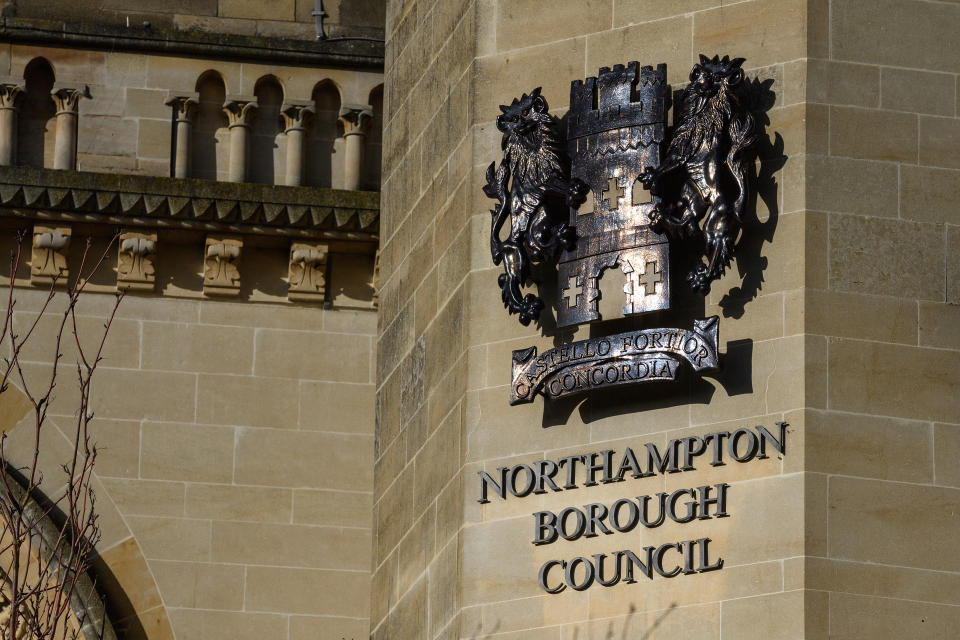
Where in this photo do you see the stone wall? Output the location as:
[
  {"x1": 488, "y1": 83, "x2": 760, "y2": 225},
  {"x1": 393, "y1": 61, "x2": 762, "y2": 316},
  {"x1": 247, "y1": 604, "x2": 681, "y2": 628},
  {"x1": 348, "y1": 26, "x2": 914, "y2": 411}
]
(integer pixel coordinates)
[
  {"x1": 803, "y1": 0, "x2": 960, "y2": 635},
  {"x1": 376, "y1": 0, "x2": 812, "y2": 638},
  {"x1": 2, "y1": 0, "x2": 387, "y2": 40},
  {"x1": 0, "y1": 43, "x2": 384, "y2": 189},
  {"x1": 0, "y1": 229, "x2": 378, "y2": 640}
]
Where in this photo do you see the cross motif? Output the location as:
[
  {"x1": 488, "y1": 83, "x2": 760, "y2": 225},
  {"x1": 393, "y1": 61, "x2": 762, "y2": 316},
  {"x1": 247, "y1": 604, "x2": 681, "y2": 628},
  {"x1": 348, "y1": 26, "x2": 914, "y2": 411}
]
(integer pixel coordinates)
[
  {"x1": 632, "y1": 176, "x2": 652, "y2": 205},
  {"x1": 599, "y1": 175, "x2": 625, "y2": 213},
  {"x1": 637, "y1": 260, "x2": 661, "y2": 296},
  {"x1": 562, "y1": 275, "x2": 584, "y2": 309}
]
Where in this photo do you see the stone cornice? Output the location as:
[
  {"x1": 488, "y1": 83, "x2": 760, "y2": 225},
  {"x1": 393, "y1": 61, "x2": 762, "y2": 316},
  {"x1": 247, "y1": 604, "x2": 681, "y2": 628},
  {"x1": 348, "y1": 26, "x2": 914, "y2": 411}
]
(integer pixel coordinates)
[
  {"x1": 0, "y1": 167, "x2": 379, "y2": 243},
  {"x1": 0, "y1": 17, "x2": 383, "y2": 71}
]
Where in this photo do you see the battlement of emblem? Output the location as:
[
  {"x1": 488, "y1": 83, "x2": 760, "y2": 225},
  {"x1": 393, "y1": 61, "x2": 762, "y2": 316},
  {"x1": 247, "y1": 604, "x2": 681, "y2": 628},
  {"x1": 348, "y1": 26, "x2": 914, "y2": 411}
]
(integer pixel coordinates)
[{"x1": 568, "y1": 63, "x2": 669, "y2": 140}]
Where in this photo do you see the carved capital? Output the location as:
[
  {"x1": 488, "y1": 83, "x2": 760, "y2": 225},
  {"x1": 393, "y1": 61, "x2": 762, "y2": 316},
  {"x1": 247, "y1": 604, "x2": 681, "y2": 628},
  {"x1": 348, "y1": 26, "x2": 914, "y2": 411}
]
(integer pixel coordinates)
[
  {"x1": 281, "y1": 100, "x2": 315, "y2": 132},
  {"x1": 338, "y1": 103, "x2": 373, "y2": 136},
  {"x1": 287, "y1": 242, "x2": 328, "y2": 303},
  {"x1": 165, "y1": 92, "x2": 199, "y2": 124},
  {"x1": 51, "y1": 84, "x2": 91, "y2": 115},
  {"x1": 222, "y1": 96, "x2": 258, "y2": 129},
  {"x1": 0, "y1": 81, "x2": 24, "y2": 110},
  {"x1": 30, "y1": 225, "x2": 71, "y2": 287},
  {"x1": 117, "y1": 231, "x2": 157, "y2": 292},
  {"x1": 203, "y1": 235, "x2": 242, "y2": 296}
]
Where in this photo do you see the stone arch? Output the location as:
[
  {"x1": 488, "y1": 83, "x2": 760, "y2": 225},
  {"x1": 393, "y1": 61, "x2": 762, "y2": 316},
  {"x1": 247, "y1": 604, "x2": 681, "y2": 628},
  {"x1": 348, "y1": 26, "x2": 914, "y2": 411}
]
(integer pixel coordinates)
[
  {"x1": 191, "y1": 70, "x2": 229, "y2": 181},
  {"x1": 250, "y1": 75, "x2": 285, "y2": 185},
  {"x1": 17, "y1": 57, "x2": 56, "y2": 168},
  {"x1": 306, "y1": 79, "x2": 342, "y2": 188},
  {"x1": 363, "y1": 84, "x2": 383, "y2": 190}
]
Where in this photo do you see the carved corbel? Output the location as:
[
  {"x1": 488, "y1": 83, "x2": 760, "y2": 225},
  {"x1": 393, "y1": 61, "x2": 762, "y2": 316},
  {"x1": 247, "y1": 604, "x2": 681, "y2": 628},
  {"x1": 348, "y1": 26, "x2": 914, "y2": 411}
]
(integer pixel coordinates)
[
  {"x1": 288, "y1": 242, "x2": 328, "y2": 303},
  {"x1": 31, "y1": 225, "x2": 71, "y2": 287},
  {"x1": 117, "y1": 231, "x2": 157, "y2": 292},
  {"x1": 222, "y1": 96, "x2": 259, "y2": 129},
  {"x1": 338, "y1": 104, "x2": 374, "y2": 137},
  {"x1": 203, "y1": 236, "x2": 242, "y2": 296}
]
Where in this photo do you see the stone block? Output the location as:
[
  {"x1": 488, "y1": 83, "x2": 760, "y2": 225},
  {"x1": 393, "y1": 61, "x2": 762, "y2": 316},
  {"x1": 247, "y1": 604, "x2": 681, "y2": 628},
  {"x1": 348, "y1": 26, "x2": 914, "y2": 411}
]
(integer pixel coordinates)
[
  {"x1": 919, "y1": 301, "x2": 960, "y2": 351},
  {"x1": 12, "y1": 310, "x2": 141, "y2": 369},
  {"x1": 829, "y1": 592, "x2": 960, "y2": 639},
  {"x1": 428, "y1": 538, "x2": 459, "y2": 637},
  {"x1": 804, "y1": 556, "x2": 960, "y2": 606},
  {"x1": 185, "y1": 484, "x2": 292, "y2": 522},
  {"x1": 141, "y1": 322, "x2": 254, "y2": 374},
  {"x1": 805, "y1": 156, "x2": 898, "y2": 218},
  {"x1": 140, "y1": 422, "x2": 235, "y2": 483},
  {"x1": 199, "y1": 299, "x2": 317, "y2": 330},
  {"x1": 124, "y1": 88, "x2": 171, "y2": 119},
  {"x1": 87, "y1": 418, "x2": 139, "y2": 478},
  {"x1": 832, "y1": 0, "x2": 960, "y2": 72},
  {"x1": 77, "y1": 115, "x2": 138, "y2": 157},
  {"x1": 829, "y1": 107, "x2": 917, "y2": 162},
  {"x1": 473, "y1": 38, "x2": 585, "y2": 125},
  {"x1": 919, "y1": 115, "x2": 960, "y2": 169},
  {"x1": 375, "y1": 464, "x2": 414, "y2": 563},
  {"x1": 299, "y1": 380, "x2": 375, "y2": 433},
  {"x1": 289, "y1": 616, "x2": 369, "y2": 640},
  {"x1": 805, "y1": 289, "x2": 918, "y2": 344},
  {"x1": 136, "y1": 118, "x2": 171, "y2": 160},
  {"x1": 254, "y1": 329, "x2": 371, "y2": 383},
  {"x1": 167, "y1": 610, "x2": 287, "y2": 640},
  {"x1": 150, "y1": 561, "x2": 244, "y2": 610},
  {"x1": 881, "y1": 67, "x2": 956, "y2": 116},
  {"x1": 293, "y1": 489, "x2": 373, "y2": 528},
  {"x1": 396, "y1": 505, "x2": 435, "y2": 596},
  {"x1": 211, "y1": 520, "x2": 371, "y2": 570},
  {"x1": 587, "y1": 16, "x2": 692, "y2": 87},
  {"x1": 900, "y1": 165, "x2": 960, "y2": 224},
  {"x1": 830, "y1": 476, "x2": 960, "y2": 572},
  {"x1": 94, "y1": 368, "x2": 197, "y2": 421},
  {"x1": 693, "y1": 0, "x2": 805, "y2": 69},
  {"x1": 829, "y1": 339, "x2": 960, "y2": 423},
  {"x1": 196, "y1": 374, "x2": 298, "y2": 428},
  {"x1": 613, "y1": 0, "x2": 717, "y2": 25},
  {"x1": 829, "y1": 215, "x2": 944, "y2": 301},
  {"x1": 807, "y1": 59, "x2": 880, "y2": 107},
  {"x1": 934, "y1": 423, "x2": 960, "y2": 488},
  {"x1": 721, "y1": 590, "x2": 806, "y2": 640},
  {"x1": 244, "y1": 566, "x2": 370, "y2": 616},
  {"x1": 412, "y1": 410, "x2": 460, "y2": 515},
  {"x1": 97, "y1": 536, "x2": 163, "y2": 615},
  {"x1": 101, "y1": 478, "x2": 185, "y2": 517},
  {"x1": 805, "y1": 410, "x2": 933, "y2": 482},
  {"x1": 126, "y1": 516, "x2": 211, "y2": 562},
  {"x1": 218, "y1": 0, "x2": 295, "y2": 22},
  {"x1": 496, "y1": 0, "x2": 612, "y2": 52},
  {"x1": 234, "y1": 428, "x2": 373, "y2": 490},
  {"x1": 950, "y1": 226, "x2": 960, "y2": 305}
]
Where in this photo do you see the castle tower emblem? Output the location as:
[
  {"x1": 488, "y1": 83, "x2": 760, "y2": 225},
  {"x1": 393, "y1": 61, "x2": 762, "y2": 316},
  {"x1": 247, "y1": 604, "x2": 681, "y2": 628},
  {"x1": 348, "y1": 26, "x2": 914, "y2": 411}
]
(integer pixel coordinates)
[{"x1": 558, "y1": 62, "x2": 671, "y2": 327}]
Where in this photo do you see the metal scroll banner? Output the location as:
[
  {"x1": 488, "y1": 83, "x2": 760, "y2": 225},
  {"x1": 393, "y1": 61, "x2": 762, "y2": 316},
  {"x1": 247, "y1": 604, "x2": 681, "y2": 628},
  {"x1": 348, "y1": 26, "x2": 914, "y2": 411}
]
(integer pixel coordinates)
[{"x1": 510, "y1": 317, "x2": 719, "y2": 405}]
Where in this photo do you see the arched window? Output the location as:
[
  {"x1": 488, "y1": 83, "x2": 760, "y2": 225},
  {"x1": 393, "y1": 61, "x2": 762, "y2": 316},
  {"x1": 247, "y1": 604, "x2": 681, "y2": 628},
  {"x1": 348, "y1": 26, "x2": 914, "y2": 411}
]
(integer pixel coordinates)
[
  {"x1": 250, "y1": 75, "x2": 285, "y2": 185},
  {"x1": 364, "y1": 84, "x2": 383, "y2": 191},
  {"x1": 306, "y1": 80, "x2": 341, "y2": 188},
  {"x1": 17, "y1": 58, "x2": 56, "y2": 168},
  {"x1": 191, "y1": 71, "x2": 229, "y2": 181}
]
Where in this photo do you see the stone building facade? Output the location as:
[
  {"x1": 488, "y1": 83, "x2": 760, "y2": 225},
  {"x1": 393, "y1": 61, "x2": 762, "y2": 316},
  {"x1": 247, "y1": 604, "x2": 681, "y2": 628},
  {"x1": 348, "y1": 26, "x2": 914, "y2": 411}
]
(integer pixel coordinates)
[
  {"x1": 374, "y1": 1, "x2": 960, "y2": 639},
  {"x1": 0, "y1": 1, "x2": 384, "y2": 639}
]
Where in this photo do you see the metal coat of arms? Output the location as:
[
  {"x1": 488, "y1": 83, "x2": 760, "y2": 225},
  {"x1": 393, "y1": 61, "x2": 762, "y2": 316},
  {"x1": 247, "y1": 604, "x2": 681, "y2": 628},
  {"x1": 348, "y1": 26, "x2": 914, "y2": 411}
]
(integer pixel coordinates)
[{"x1": 484, "y1": 55, "x2": 760, "y2": 405}]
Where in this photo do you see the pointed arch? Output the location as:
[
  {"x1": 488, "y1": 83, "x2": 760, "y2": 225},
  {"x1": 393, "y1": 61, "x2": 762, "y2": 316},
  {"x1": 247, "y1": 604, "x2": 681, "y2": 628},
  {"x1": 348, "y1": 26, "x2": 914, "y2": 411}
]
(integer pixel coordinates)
[
  {"x1": 191, "y1": 70, "x2": 229, "y2": 181},
  {"x1": 250, "y1": 75, "x2": 285, "y2": 185},
  {"x1": 306, "y1": 79, "x2": 342, "y2": 188},
  {"x1": 17, "y1": 57, "x2": 57, "y2": 168}
]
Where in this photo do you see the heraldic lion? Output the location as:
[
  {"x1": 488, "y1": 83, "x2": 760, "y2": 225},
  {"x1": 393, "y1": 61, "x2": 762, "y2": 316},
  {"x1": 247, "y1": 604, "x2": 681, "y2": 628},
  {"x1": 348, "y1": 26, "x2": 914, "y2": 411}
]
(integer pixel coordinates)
[
  {"x1": 640, "y1": 55, "x2": 759, "y2": 293},
  {"x1": 483, "y1": 87, "x2": 586, "y2": 325}
]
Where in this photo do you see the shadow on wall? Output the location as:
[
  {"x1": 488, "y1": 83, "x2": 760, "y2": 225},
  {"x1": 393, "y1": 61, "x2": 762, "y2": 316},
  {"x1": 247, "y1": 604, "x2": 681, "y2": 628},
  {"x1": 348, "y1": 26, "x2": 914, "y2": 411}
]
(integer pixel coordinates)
[
  {"x1": 306, "y1": 79, "x2": 341, "y2": 188},
  {"x1": 192, "y1": 70, "x2": 229, "y2": 181},
  {"x1": 250, "y1": 75, "x2": 285, "y2": 185},
  {"x1": 17, "y1": 57, "x2": 56, "y2": 168}
]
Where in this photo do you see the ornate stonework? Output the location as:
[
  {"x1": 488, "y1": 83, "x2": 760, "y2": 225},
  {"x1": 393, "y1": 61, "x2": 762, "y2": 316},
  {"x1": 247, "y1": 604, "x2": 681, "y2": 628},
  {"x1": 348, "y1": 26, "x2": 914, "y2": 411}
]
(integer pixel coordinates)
[
  {"x1": 203, "y1": 235, "x2": 242, "y2": 296},
  {"x1": 30, "y1": 225, "x2": 71, "y2": 286},
  {"x1": 288, "y1": 241, "x2": 329, "y2": 303},
  {"x1": 117, "y1": 231, "x2": 158, "y2": 292}
]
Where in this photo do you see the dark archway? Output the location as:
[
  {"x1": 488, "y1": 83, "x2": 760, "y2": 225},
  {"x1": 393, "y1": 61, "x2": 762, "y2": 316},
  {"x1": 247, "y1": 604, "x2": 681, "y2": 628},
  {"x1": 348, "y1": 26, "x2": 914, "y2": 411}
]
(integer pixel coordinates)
[
  {"x1": 191, "y1": 70, "x2": 229, "y2": 181},
  {"x1": 17, "y1": 57, "x2": 56, "y2": 168}
]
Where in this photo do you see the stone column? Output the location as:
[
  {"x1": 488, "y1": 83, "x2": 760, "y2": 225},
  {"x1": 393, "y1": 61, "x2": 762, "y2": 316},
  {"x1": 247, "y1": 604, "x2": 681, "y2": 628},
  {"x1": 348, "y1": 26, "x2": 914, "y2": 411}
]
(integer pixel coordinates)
[
  {"x1": 338, "y1": 104, "x2": 373, "y2": 191},
  {"x1": 281, "y1": 100, "x2": 315, "y2": 187},
  {"x1": 165, "y1": 92, "x2": 199, "y2": 179},
  {"x1": 0, "y1": 81, "x2": 24, "y2": 166},
  {"x1": 50, "y1": 84, "x2": 90, "y2": 171},
  {"x1": 222, "y1": 96, "x2": 258, "y2": 183}
]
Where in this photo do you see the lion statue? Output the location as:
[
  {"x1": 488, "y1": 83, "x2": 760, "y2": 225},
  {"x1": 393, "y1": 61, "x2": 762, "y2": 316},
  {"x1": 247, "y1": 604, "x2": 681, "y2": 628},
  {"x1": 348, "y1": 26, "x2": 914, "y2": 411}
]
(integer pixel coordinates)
[
  {"x1": 640, "y1": 55, "x2": 759, "y2": 293},
  {"x1": 483, "y1": 88, "x2": 587, "y2": 326}
]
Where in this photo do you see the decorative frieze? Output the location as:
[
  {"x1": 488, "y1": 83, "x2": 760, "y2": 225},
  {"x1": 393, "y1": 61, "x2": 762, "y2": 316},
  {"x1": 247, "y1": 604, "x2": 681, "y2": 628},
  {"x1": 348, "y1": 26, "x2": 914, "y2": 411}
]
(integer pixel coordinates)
[
  {"x1": 30, "y1": 225, "x2": 71, "y2": 286},
  {"x1": 117, "y1": 231, "x2": 157, "y2": 292},
  {"x1": 203, "y1": 235, "x2": 242, "y2": 296},
  {"x1": 287, "y1": 241, "x2": 328, "y2": 303}
]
